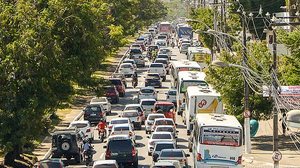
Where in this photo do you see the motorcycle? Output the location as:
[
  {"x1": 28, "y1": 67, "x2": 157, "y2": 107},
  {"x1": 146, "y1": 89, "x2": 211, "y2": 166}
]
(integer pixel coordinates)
[
  {"x1": 84, "y1": 147, "x2": 96, "y2": 166},
  {"x1": 98, "y1": 129, "x2": 106, "y2": 143},
  {"x1": 171, "y1": 42, "x2": 175, "y2": 48}
]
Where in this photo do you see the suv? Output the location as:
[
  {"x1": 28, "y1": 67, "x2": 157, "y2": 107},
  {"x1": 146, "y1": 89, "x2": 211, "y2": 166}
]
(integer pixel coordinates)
[
  {"x1": 83, "y1": 104, "x2": 106, "y2": 124},
  {"x1": 111, "y1": 73, "x2": 127, "y2": 88},
  {"x1": 51, "y1": 128, "x2": 83, "y2": 163},
  {"x1": 109, "y1": 78, "x2": 126, "y2": 97},
  {"x1": 148, "y1": 63, "x2": 166, "y2": 81},
  {"x1": 104, "y1": 137, "x2": 138, "y2": 168},
  {"x1": 104, "y1": 85, "x2": 119, "y2": 104},
  {"x1": 145, "y1": 73, "x2": 162, "y2": 88}
]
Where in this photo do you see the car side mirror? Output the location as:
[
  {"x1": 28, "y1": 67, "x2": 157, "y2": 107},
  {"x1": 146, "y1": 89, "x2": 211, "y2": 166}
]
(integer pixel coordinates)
[
  {"x1": 103, "y1": 140, "x2": 107, "y2": 143},
  {"x1": 147, "y1": 136, "x2": 150, "y2": 138},
  {"x1": 186, "y1": 154, "x2": 190, "y2": 157},
  {"x1": 103, "y1": 145, "x2": 107, "y2": 148},
  {"x1": 175, "y1": 136, "x2": 178, "y2": 138},
  {"x1": 176, "y1": 130, "x2": 179, "y2": 133},
  {"x1": 118, "y1": 115, "x2": 121, "y2": 117}
]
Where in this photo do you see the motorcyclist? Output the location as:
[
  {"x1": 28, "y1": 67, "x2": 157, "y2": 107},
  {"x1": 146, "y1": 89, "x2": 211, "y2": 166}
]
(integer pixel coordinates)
[
  {"x1": 97, "y1": 118, "x2": 107, "y2": 139},
  {"x1": 83, "y1": 138, "x2": 92, "y2": 160},
  {"x1": 132, "y1": 72, "x2": 138, "y2": 88}
]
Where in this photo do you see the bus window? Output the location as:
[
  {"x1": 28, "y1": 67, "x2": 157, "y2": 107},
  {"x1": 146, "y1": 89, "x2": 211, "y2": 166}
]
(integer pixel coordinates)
[
  {"x1": 200, "y1": 127, "x2": 241, "y2": 147},
  {"x1": 179, "y1": 81, "x2": 208, "y2": 93}
]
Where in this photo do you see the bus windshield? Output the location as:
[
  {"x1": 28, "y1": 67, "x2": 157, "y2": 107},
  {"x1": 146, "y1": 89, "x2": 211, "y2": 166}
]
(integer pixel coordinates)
[
  {"x1": 180, "y1": 81, "x2": 208, "y2": 93},
  {"x1": 200, "y1": 127, "x2": 241, "y2": 147}
]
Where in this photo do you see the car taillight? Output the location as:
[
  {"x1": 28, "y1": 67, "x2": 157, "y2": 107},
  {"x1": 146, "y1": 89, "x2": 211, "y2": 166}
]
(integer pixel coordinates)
[
  {"x1": 150, "y1": 141, "x2": 154, "y2": 145},
  {"x1": 111, "y1": 132, "x2": 114, "y2": 135},
  {"x1": 109, "y1": 125, "x2": 113, "y2": 129},
  {"x1": 105, "y1": 150, "x2": 111, "y2": 159},
  {"x1": 237, "y1": 155, "x2": 242, "y2": 164},
  {"x1": 167, "y1": 95, "x2": 169, "y2": 99},
  {"x1": 197, "y1": 153, "x2": 202, "y2": 161},
  {"x1": 180, "y1": 159, "x2": 186, "y2": 163},
  {"x1": 86, "y1": 128, "x2": 91, "y2": 133},
  {"x1": 99, "y1": 112, "x2": 103, "y2": 117},
  {"x1": 132, "y1": 147, "x2": 137, "y2": 157}
]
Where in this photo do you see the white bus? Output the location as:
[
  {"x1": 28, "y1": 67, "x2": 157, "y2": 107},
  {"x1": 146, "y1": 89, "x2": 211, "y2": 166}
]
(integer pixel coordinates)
[
  {"x1": 170, "y1": 60, "x2": 202, "y2": 87},
  {"x1": 184, "y1": 86, "x2": 223, "y2": 135},
  {"x1": 191, "y1": 113, "x2": 243, "y2": 168},
  {"x1": 176, "y1": 71, "x2": 207, "y2": 115}
]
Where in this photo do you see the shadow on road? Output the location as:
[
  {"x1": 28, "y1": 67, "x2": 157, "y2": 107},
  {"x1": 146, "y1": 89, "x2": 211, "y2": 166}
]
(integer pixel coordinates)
[
  {"x1": 252, "y1": 135, "x2": 297, "y2": 151},
  {"x1": 135, "y1": 135, "x2": 144, "y2": 141},
  {"x1": 138, "y1": 156, "x2": 146, "y2": 161},
  {"x1": 177, "y1": 138, "x2": 188, "y2": 143},
  {"x1": 177, "y1": 144, "x2": 188, "y2": 149}
]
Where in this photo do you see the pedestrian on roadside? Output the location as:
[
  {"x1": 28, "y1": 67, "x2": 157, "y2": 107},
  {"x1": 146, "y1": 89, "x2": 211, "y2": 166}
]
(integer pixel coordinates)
[{"x1": 280, "y1": 112, "x2": 287, "y2": 136}]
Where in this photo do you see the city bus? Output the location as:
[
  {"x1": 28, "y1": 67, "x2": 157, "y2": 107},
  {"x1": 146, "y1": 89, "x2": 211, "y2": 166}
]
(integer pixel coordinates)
[
  {"x1": 187, "y1": 47, "x2": 211, "y2": 69},
  {"x1": 184, "y1": 86, "x2": 223, "y2": 135},
  {"x1": 170, "y1": 60, "x2": 202, "y2": 87},
  {"x1": 191, "y1": 113, "x2": 243, "y2": 168},
  {"x1": 176, "y1": 71, "x2": 207, "y2": 115}
]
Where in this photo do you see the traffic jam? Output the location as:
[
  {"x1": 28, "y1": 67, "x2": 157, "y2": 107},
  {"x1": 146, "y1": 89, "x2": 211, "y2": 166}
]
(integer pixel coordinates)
[{"x1": 48, "y1": 19, "x2": 244, "y2": 168}]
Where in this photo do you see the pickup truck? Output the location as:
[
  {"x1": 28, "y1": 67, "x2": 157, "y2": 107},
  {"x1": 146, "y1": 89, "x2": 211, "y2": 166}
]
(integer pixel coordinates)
[{"x1": 148, "y1": 63, "x2": 167, "y2": 81}]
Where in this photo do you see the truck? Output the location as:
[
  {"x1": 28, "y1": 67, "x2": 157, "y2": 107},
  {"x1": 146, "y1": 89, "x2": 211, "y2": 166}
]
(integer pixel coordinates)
[
  {"x1": 187, "y1": 47, "x2": 211, "y2": 69},
  {"x1": 184, "y1": 86, "x2": 223, "y2": 135},
  {"x1": 177, "y1": 25, "x2": 193, "y2": 39},
  {"x1": 159, "y1": 22, "x2": 172, "y2": 34}
]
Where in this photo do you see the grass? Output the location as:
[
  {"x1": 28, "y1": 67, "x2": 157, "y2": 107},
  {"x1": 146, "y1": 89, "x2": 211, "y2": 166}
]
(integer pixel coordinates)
[{"x1": 56, "y1": 108, "x2": 72, "y2": 119}]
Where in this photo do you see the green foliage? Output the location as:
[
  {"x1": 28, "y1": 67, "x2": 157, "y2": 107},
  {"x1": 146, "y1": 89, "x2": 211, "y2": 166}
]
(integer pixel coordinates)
[
  {"x1": 0, "y1": 0, "x2": 166, "y2": 161},
  {"x1": 206, "y1": 42, "x2": 273, "y2": 123}
]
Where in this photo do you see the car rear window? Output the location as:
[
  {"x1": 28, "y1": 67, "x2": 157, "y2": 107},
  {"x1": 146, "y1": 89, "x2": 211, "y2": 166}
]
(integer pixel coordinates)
[
  {"x1": 168, "y1": 91, "x2": 176, "y2": 95},
  {"x1": 110, "y1": 79, "x2": 122, "y2": 85},
  {"x1": 160, "y1": 151, "x2": 184, "y2": 157},
  {"x1": 70, "y1": 123, "x2": 87, "y2": 128},
  {"x1": 108, "y1": 140, "x2": 133, "y2": 152},
  {"x1": 157, "y1": 55, "x2": 168, "y2": 59},
  {"x1": 123, "y1": 112, "x2": 138, "y2": 117},
  {"x1": 150, "y1": 64, "x2": 163, "y2": 68},
  {"x1": 85, "y1": 106, "x2": 101, "y2": 113},
  {"x1": 155, "y1": 144, "x2": 175, "y2": 151},
  {"x1": 114, "y1": 126, "x2": 129, "y2": 131},
  {"x1": 93, "y1": 164, "x2": 117, "y2": 168},
  {"x1": 148, "y1": 115, "x2": 164, "y2": 120},
  {"x1": 39, "y1": 162, "x2": 63, "y2": 168},
  {"x1": 121, "y1": 64, "x2": 132, "y2": 68},
  {"x1": 155, "y1": 120, "x2": 174, "y2": 126},
  {"x1": 141, "y1": 89, "x2": 154, "y2": 93},
  {"x1": 111, "y1": 120, "x2": 128, "y2": 125},
  {"x1": 125, "y1": 106, "x2": 142, "y2": 112},
  {"x1": 155, "y1": 60, "x2": 167, "y2": 64},
  {"x1": 152, "y1": 134, "x2": 172, "y2": 139},
  {"x1": 91, "y1": 97, "x2": 106, "y2": 102},
  {"x1": 156, "y1": 127, "x2": 174, "y2": 132},
  {"x1": 141, "y1": 101, "x2": 156, "y2": 106}
]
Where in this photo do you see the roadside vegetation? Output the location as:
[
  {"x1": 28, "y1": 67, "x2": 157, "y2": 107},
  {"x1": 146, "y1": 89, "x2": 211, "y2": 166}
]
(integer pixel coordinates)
[{"x1": 0, "y1": 0, "x2": 167, "y2": 166}]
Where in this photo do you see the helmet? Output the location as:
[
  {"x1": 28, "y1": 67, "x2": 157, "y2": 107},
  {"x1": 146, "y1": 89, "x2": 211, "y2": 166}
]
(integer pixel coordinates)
[{"x1": 100, "y1": 118, "x2": 105, "y2": 122}]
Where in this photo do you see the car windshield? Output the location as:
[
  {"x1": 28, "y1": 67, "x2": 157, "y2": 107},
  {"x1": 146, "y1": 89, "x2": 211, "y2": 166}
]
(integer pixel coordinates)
[
  {"x1": 110, "y1": 79, "x2": 122, "y2": 85},
  {"x1": 141, "y1": 89, "x2": 154, "y2": 93},
  {"x1": 125, "y1": 106, "x2": 141, "y2": 112},
  {"x1": 160, "y1": 151, "x2": 184, "y2": 158},
  {"x1": 121, "y1": 64, "x2": 132, "y2": 68},
  {"x1": 155, "y1": 105, "x2": 174, "y2": 113},
  {"x1": 91, "y1": 97, "x2": 106, "y2": 102},
  {"x1": 152, "y1": 134, "x2": 172, "y2": 139},
  {"x1": 85, "y1": 106, "x2": 101, "y2": 113},
  {"x1": 108, "y1": 140, "x2": 133, "y2": 152},
  {"x1": 150, "y1": 64, "x2": 163, "y2": 68},
  {"x1": 156, "y1": 127, "x2": 174, "y2": 133},
  {"x1": 155, "y1": 60, "x2": 167, "y2": 64},
  {"x1": 155, "y1": 144, "x2": 175, "y2": 151},
  {"x1": 123, "y1": 60, "x2": 135, "y2": 64},
  {"x1": 130, "y1": 49, "x2": 142, "y2": 54},
  {"x1": 142, "y1": 101, "x2": 156, "y2": 106},
  {"x1": 111, "y1": 120, "x2": 128, "y2": 125},
  {"x1": 70, "y1": 123, "x2": 87, "y2": 128},
  {"x1": 39, "y1": 162, "x2": 63, "y2": 168},
  {"x1": 155, "y1": 120, "x2": 174, "y2": 126},
  {"x1": 123, "y1": 112, "x2": 138, "y2": 117},
  {"x1": 114, "y1": 126, "x2": 129, "y2": 131},
  {"x1": 157, "y1": 55, "x2": 168, "y2": 59},
  {"x1": 168, "y1": 90, "x2": 176, "y2": 95},
  {"x1": 106, "y1": 87, "x2": 115, "y2": 92},
  {"x1": 93, "y1": 164, "x2": 117, "y2": 168},
  {"x1": 148, "y1": 115, "x2": 164, "y2": 120}
]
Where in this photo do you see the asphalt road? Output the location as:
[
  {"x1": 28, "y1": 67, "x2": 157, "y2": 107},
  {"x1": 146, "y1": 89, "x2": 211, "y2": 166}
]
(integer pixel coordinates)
[{"x1": 66, "y1": 46, "x2": 191, "y2": 167}]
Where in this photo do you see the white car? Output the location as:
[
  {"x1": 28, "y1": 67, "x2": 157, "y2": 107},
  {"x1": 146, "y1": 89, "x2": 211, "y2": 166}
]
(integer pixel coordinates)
[
  {"x1": 148, "y1": 63, "x2": 167, "y2": 81},
  {"x1": 92, "y1": 160, "x2": 119, "y2": 168},
  {"x1": 140, "y1": 99, "x2": 157, "y2": 117},
  {"x1": 154, "y1": 39, "x2": 167, "y2": 47},
  {"x1": 166, "y1": 89, "x2": 176, "y2": 105},
  {"x1": 120, "y1": 110, "x2": 142, "y2": 130},
  {"x1": 123, "y1": 104, "x2": 145, "y2": 123},
  {"x1": 154, "y1": 125, "x2": 178, "y2": 138},
  {"x1": 147, "y1": 132, "x2": 176, "y2": 156},
  {"x1": 152, "y1": 118, "x2": 176, "y2": 132},
  {"x1": 119, "y1": 63, "x2": 136, "y2": 77},
  {"x1": 138, "y1": 87, "x2": 158, "y2": 101},
  {"x1": 123, "y1": 58, "x2": 137, "y2": 69},
  {"x1": 69, "y1": 120, "x2": 94, "y2": 142},
  {"x1": 90, "y1": 97, "x2": 111, "y2": 114},
  {"x1": 145, "y1": 113, "x2": 165, "y2": 134},
  {"x1": 108, "y1": 118, "x2": 133, "y2": 133},
  {"x1": 111, "y1": 123, "x2": 136, "y2": 142}
]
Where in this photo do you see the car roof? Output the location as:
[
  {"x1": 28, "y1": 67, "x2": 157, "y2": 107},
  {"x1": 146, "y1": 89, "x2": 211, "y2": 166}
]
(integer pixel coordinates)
[
  {"x1": 155, "y1": 58, "x2": 168, "y2": 61},
  {"x1": 140, "y1": 86, "x2": 155, "y2": 90},
  {"x1": 153, "y1": 162, "x2": 174, "y2": 166},
  {"x1": 70, "y1": 121, "x2": 89, "y2": 124},
  {"x1": 140, "y1": 98, "x2": 156, "y2": 102},
  {"x1": 155, "y1": 141, "x2": 175, "y2": 145},
  {"x1": 155, "y1": 101, "x2": 174, "y2": 105},
  {"x1": 152, "y1": 131, "x2": 172, "y2": 135},
  {"x1": 150, "y1": 63, "x2": 163, "y2": 65},
  {"x1": 125, "y1": 104, "x2": 141, "y2": 107},
  {"x1": 123, "y1": 109, "x2": 138, "y2": 113},
  {"x1": 110, "y1": 118, "x2": 130, "y2": 121},
  {"x1": 161, "y1": 149, "x2": 184, "y2": 153},
  {"x1": 147, "y1": 73, "x2": 160, "y2": 75},
  {"x1": 155, "y1": 118, "x2": 173, "y2": 121},
  {"x1": 148, "y1": 113, "x2": 165, "y2": 117},
  {"x1": 123, "y1": 58, "x2": 135, "y2": 61},
  {"x1": 155, "y1": 125, "x2": 174, "y2": 128},
  {"x1": 108, "y1": 135, "x2": 131, "y2": 140},
  {"x1": 113, "y1": 123, "x2": 131, "y2": 127},
  {"x1": 93, "y1": 160, "x2": 118, "y2": 165}
]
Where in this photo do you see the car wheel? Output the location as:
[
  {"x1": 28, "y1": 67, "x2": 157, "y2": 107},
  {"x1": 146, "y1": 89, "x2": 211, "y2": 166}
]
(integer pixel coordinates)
[
  {"x1": 61, "y1": 141, "x2": 71, "y2": 151},
  {"x1": 148, "y1": 151, "x2": 152, "y2": 156}
]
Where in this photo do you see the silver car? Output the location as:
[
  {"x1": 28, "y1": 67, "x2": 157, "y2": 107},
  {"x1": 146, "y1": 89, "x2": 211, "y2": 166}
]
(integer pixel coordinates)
[
  {"x1": 157, "y1": 149, "x2": 190, "y2": 168},
  {"x1": 145, "y1": 114, "x2": 165, "y2": 134}
]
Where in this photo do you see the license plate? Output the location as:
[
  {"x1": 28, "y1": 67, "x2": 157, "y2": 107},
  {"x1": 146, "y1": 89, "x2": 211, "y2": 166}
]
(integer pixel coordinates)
[
  {"x1": 111, "y1": 153, "x2": 118, "y2": 156},
  {"x1": 90, "y1": 114, "x2": 96, "y2": 116}
]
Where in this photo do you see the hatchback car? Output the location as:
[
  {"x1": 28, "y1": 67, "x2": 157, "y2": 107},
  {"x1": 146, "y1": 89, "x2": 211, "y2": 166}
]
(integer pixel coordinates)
[
  {"x1": 90, "y1": 97, "x2": 111, "y2": 114},
  {"x1": 153, "y1": 101, "x2": 176, "y2": 122},
  {"x1": 152, "y1": 118, "x2": 176, "y2": 132},
  {"x1": 69, "y1": 120, "x2": 94, "y2": 142},
  {"x1": 111, "y1": 73, "x2": 127, "y2": 88},
  {"x1": 148, "y1": 63, "x2": 166, "y2": 81},
  {"x1": 140, "y1": 99, "x2": 157, "y2": 117},
  {"x1": 145, "y1": 73, "x2": 162, "y2": 88},
  {"x1": 119, "y1": 63, "x2": 135, "y2": 77},
  {"x1": 34, "y1": 158, "x2": 65, "y2": 168},
  {"x1": 123, "y1": 58, "x2": 137, "y2": 69},
  {"x1": 147, "y1": 132, "x2": 176, "y2": 156},
  {"x1": 123, "y1": 104, "x2": 145, "y2": 124},
  {"x1": 108, "y1": 118, "x2": 133, "y2": 133},
  {"x1": 111, "y1": 123, "x2": 135, "y2": 142},
  {"x1": 157, "y1": 149, "x2": 190, "y2": 168},
  {"x1": 120, "y1": 110, "x2": 142, "y2": 130},
  {"x1": 152, "y1": 142, "x2": 176, "y2": 162},
  {"x1": 104, "y1": 85, "x2": 119, "y2": 104},
  {"x1": 104, "y1": 137, "x2": 138, "y2": 168},
  {"x1": 154, "y1": 125, "x2": 177, "y2": 138},
  {"x1": 92, "y1": 160, "x2": 119, "y2": 168},
  {"x1": 109, "y1": 78, "x2": 126, "y2": 97},
  {"x1": 154, "y1": 58, "x2": 169, "y2": 74},
  {"x1": 156, "y1": 54, "x2": 170, "y2": 61},
  {"x1": 130, "y1": 54, "x2": 145, "y2": 67},
  {"x1": 153, "y1": 160, "x2": 181, "y2": 168},
  {"x1": 158, "y1": 48, "x2": 171, "y2": 56},
  {"x1": 138, "y1": 87, "x2": 158, "y2": 101},
  {"x1": 145, "y1": 114, "x2": 165, "y2": 134},
  {"x1": 83, "y1": 104, "x2": 106, "y2": 124}
]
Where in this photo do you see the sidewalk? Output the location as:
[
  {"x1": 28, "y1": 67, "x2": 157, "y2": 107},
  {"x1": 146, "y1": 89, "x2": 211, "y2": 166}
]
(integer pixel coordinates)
[{"x1": 242, "y1": 119, "x2": 300, "y2": 168}]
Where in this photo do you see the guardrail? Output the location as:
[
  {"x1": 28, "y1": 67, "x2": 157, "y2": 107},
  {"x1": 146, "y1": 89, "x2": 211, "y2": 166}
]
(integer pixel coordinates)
[{"x1": 43, "y1": 47, "x2": 130, "y2": 160}]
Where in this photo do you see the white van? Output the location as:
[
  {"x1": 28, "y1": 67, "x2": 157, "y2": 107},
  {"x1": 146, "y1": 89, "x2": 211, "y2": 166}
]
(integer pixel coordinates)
[{"x1": 191, "y1": 113, "x2": 243, "y2": 168}]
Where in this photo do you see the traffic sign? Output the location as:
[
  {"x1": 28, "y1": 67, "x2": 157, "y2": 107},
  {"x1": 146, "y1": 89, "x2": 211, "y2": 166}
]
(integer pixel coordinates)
[
  {"x1": 243, "y1": 110, "x2": 251, "y2": 118},
  {"x1": 272, "y1": 151, "x2": 282, "y2": 162}
]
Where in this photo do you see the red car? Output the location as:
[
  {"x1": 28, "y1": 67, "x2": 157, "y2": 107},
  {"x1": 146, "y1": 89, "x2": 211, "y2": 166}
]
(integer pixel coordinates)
[
  {"x1": 109, "y1": 78, "x2": 125, "y2": 97},
  {"x1": 104, "y1": 85, "x2": 119, "y2": 104},
  {"x1": 153, "y1": 101, "x2": 176, "y2": 123}
]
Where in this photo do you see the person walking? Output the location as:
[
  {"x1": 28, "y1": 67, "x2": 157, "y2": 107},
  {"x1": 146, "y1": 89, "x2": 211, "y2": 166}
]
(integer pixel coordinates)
[{"x1": 280, "y1": 112, "x2": 287, "y2": 136}]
